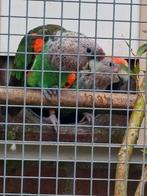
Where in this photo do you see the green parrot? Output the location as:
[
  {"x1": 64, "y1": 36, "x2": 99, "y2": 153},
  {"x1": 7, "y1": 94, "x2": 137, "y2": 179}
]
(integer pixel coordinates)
[{"x1": 9, "y1": 24, "x2": 106, "y2": 131}]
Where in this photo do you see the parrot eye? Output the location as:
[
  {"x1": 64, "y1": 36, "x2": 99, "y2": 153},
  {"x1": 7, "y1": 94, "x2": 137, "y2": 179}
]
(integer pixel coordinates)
[
  {"x1": 86, "y1": 48, "x2": 92, "y2": 53},
  {"x1": 109, "y1": 62, "x2": 114, "y2": 67}
]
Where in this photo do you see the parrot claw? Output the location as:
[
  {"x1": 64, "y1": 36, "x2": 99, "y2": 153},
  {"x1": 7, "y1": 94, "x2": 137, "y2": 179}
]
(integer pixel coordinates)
[
  {"x1": 43, "y1": 113, "x2": 59, "y2": 132},
  {"x1": 43, "y1": 88, "x2": 58, "y2": 101},
  {"x1": 79, "y1": 112, "x2": 93, "y2": 124}
]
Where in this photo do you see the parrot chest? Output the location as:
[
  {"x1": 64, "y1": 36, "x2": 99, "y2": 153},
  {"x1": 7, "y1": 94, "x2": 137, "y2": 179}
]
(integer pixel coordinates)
[{"x1": 26, "y1": 68, "x2": 72, "y2": 89}]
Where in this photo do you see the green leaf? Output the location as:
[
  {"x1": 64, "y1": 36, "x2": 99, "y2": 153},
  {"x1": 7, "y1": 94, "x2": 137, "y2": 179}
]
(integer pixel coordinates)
[
  {"x1": 133, "y1": 62, "x2": 140, "y2": 74},
  {"x1": 136, "y1": 44, "x2": 147, "y2": 57}
]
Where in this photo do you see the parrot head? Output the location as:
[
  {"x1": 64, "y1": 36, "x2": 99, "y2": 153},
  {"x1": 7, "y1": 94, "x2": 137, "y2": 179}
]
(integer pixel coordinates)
[
  {"x1": 85, "y1": 57, "x2": 120, "y2": 73},
  {"x1": 78, "y1": 56, "x2": 129, "y2": 90},
  {"x1": 47, "y1": 30, "x2": 105, "y2": 71},
  {"x1": 112, "y1": 57, "x2": 129, "y2": 83},
  {"x1": 87, "y1": 56, "x2": 129, "y2": 83}
]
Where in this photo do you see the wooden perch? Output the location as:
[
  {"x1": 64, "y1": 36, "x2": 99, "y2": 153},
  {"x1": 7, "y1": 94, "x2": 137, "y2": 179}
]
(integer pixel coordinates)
[{"x1": 0, "y1": 87, "x2": 137, "y2": 108}]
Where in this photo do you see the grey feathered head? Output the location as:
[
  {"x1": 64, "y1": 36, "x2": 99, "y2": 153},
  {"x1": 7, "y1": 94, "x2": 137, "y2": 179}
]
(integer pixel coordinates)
[
  {"x1": 78, "y1": 57, "x2": 121, "y2": 90},
  {"x1": 47, "y1": 30, "x2": 105, "y2": 71}
]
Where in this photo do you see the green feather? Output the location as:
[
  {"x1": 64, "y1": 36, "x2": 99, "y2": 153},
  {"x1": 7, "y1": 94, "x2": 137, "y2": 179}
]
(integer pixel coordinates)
[
  {"x1": 11, "y1": 35, "x2": 34, "y2": 81},
  {"x1": 11, "y1": 24, "x2": 65, "y2": 84},
  {"x1": 26, "y1": 44, "x2": 70, "y2": 88}
]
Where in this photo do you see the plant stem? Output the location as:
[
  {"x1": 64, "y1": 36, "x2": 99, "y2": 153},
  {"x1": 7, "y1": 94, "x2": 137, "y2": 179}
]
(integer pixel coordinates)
[{"x1": 114, "y1": 80, "x2": 145, "y2": 196}]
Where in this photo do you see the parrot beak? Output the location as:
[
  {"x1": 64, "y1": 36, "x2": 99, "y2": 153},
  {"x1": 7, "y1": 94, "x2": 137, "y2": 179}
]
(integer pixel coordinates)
[
  {"x1": 111, "y1": 65, "x2": 119, "y2": 73},
  {"x1": 81, "y1": 61, "x2": 90, "y2": 70}
]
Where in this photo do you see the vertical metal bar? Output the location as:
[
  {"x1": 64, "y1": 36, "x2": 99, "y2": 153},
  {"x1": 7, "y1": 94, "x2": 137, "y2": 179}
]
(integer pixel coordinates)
[
  {"x1": 37, "y1": 0, "x2": 47, "y2": 194},
  {"x1": 139, "y1": 1, "x2": 147, "y2": 193},
  {"x1": 72, "y1": 1, "x2": 81, "y2": 195},
  {"x1": 20, "y1": 0, "x2": 29, "y2": 194},
  {"x1": 90, "y1": 0, "x2": 98, "y2": 195},
  {"x1": 125, "y1": 0, "x2": 133, "y2": 194},
  {"x1": 107, "y1": 0, "x2": 116, "y2": 195},
  {"x1": 55, "y1": 0, "x2": 64, "y2": 194},
  {"x1": 3, "y1": 0, "x2": 11, "y2": 195}
]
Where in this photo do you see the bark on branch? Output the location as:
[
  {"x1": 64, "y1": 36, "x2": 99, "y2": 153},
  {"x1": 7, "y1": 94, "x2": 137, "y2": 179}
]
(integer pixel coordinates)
[{"x1": 0, "y1": 87, "x2": 137, "y2": 108}]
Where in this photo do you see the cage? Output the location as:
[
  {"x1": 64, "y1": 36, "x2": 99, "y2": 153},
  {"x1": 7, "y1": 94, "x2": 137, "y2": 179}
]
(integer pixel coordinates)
[{"x1": 0, "y1": 0, "x2": 147, "y2": 195}]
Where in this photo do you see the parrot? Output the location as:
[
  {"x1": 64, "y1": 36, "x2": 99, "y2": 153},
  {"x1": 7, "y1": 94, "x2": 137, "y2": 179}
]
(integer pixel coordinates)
[
  {"x1": 7, "y1": 24, "x2": 64, "y2": 117},
  {"x1": 59, "y1": 56, "x2": 119, "y2": 124},
  {"x1": 59, "y1": 56, "x2": 129, "y2": 124},
  {"x1": 9, "y1": 24, "x2": 106, "y2": 132},
  {"x1": 77, "y1": 57, "x2": 130, "y2": 124}
]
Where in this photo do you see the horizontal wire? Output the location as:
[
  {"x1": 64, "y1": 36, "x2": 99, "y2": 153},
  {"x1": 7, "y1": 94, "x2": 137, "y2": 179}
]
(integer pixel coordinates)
[{"x1": 0, "y1": 15, "x2": 146, "y2": 23}]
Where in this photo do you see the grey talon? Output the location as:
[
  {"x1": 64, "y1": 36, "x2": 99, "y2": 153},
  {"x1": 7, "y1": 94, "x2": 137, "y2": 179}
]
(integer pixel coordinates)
[
  {"x1": 43, "y1": 89, "x2": 58, "y2": 101},
  {"x1": 79, "y1": 112, "x2": 93, "y2": 124},
  {"x1": 43, "y1": 89, "x2": 52, "y2": 100},
  {"x1": 43, "y1": 113, "x2": 59, "y2": 133}
]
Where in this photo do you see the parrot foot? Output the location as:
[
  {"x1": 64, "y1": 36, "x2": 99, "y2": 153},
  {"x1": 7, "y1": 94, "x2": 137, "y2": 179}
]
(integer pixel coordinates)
[
  {"x1": 79, "y1": 112, "x2": 93, "y2": 124},
  {"x1": 43, "y1": 88, "x2": 58, "y2": 101},
  {"x1": 43, "y1": 113, "x2": 59, "y2": 132},
  {"x1": 43, "y1": 88, "x2": 59, "y2": 132}
]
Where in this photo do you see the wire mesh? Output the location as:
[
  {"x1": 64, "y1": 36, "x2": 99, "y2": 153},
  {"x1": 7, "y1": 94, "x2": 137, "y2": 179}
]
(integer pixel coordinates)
[{"x1": 0, "y1": 0, "x2": 147, "y2": 195}]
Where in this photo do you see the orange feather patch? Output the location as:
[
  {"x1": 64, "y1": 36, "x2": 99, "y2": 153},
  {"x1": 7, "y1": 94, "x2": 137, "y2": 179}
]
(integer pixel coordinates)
[
  {"x1": 33, "y1": 38, "x2": 44, "y2": 53},
  {"x1": 64, "y1": 72, "x2": 77, "y2": 88},
  {"x1": 112, "y1": 57, "x2": 128, "y2": 66}
]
